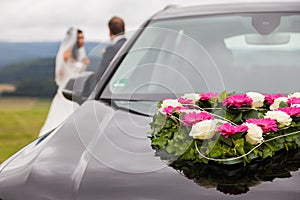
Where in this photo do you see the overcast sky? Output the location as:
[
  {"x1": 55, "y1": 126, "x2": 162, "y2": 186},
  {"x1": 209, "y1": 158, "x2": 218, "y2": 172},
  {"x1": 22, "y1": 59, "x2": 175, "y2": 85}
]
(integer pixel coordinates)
[{"x1": 0, "y1": 0, "x2": 211, "y2": 42}]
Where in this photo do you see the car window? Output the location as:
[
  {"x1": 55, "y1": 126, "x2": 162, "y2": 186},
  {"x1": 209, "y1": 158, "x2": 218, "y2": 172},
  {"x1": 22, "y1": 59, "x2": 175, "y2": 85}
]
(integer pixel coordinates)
[{"x1": 102, "y1": 13, "x2": 300, "y2": 101}]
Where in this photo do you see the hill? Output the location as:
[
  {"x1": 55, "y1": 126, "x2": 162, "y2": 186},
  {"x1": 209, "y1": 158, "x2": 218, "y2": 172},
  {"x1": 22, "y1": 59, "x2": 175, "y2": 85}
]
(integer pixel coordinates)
[
  {"x1": 0, "y1": 58, "x2": 57, "y2": 98},
  {"x1": 0, "y1": 42, "x2": 108, "y2": 98},
  {"x1": 0, "y1": 42, "x2": 100, "y2": 68}
]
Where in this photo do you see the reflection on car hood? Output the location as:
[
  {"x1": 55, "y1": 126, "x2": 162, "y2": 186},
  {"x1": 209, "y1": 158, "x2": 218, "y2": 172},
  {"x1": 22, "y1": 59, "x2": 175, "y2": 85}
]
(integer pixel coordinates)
[{"x1": 0, "y1": 100, "x2": 299, "y2": 200}]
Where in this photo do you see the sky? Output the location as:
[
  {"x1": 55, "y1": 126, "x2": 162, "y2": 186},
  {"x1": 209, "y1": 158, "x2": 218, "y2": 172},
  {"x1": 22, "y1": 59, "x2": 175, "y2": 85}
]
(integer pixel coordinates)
[
  {"x1": 0, "y1": 0, "x2": 209, "y2": 42},
  {"x1": 1, "y1": 0, "x2": 287, "y2": 42}
]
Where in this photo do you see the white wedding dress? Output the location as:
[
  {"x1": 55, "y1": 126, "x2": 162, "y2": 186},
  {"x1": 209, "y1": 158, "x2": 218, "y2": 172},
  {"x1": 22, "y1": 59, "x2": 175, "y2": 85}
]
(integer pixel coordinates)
[{"x1": 39, "y1": 28, "x2": 88, "y2": 136}]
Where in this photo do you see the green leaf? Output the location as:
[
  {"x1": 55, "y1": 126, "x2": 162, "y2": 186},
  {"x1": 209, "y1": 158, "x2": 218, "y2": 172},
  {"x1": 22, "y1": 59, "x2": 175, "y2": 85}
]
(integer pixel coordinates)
[
  {"x1": 218, "y1": 90, "x2": 228, "y2": 103},
  {"x1": 157, "y1": 101, "x2": 163, "y2": 108},
  {"x1": 188, "y1": 148, "x2": 195, "y2": 160},
  {"x1": 257, "y1": 112, "x2": 265, "y2": 118},
  {"x1": 233, "y1": 138, "x2": 245, "y2": 156},
  {"x1": 198, "y1": 100, "x2": 212, "y2": 109},
  {"x1": 286, "y1": 136, "x2": 294, "y2": 142},
  {"x1": 150, "y1": 113, "x2": 166, "y2": 129},
  {"x1": 209, "y1": 97, "x2": 218, "y2": 107},
  {"x1": 233, "y1": 112, "x2": 243, "y2": 123},
  {"x1": 279, "y1": 101, "x2": 289, "y2": 108},
  {"x1": 207, "y1": 141, "x2": 223, "y2": 157},
  {"x1": 242, "y1": 110, "x2": 259, "y2": 120},
  {"x1": 295, "y1": 136, "x2": 300, "y2": 146},
  {"x1": 219, "y1": 135, "x2": 233, "y2": 147},
  {"x1": 225, "y1": 111, "x2": 235, "y2": 122},
  {"x1": 152, "y1": 137, "x2": 168, "y2": 148},
  {"x1": 231, "y1": 132, "x2": 244, "y2": 140},
  {"x1": 213, "y1": 109, "x2": 226, "y2": 119},
  {"x1": 263, "y1": 146, "x2": 273, "y2": 158},
  {"x1": 253, "y1": 149, "x2": 263, "y2": 157},
  {"x1": 264, "y1": 141, "x2": 279, "y2": 151}
]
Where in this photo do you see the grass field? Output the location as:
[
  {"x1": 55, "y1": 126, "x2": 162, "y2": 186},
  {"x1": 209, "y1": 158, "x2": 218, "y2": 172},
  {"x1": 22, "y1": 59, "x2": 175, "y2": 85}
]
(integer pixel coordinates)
[{"x1": 0, "y1": 97, "x2": 51, "y2": 163}]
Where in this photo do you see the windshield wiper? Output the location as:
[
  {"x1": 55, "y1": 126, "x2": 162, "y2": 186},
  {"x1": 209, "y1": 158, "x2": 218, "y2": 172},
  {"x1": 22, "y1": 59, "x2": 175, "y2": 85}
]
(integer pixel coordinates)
[{"x1": 100, "y1": 98, "x2": 156, "y2": 117}]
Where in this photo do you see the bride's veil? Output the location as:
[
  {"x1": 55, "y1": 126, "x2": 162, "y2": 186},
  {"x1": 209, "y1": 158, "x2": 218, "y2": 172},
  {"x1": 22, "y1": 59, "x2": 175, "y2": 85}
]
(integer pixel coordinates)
[
  {"x1": 55, "y1": 27, "x2": 78, "y2": 86},
  {"x1": 40, "y1": 27, "x2": 88, "y2": 137}
]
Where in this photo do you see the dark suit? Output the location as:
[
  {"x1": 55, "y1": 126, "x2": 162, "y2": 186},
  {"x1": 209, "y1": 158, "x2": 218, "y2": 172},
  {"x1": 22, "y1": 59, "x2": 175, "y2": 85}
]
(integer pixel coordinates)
[{"x1": 95, "y1": 37, "x2": 127, "y2": 81}]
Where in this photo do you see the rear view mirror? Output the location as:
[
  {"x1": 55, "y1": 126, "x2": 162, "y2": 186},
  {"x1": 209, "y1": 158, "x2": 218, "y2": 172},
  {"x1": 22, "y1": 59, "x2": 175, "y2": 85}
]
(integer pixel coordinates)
[
  {"x1": 245, "y1": 33, "x2": 291, "y2": 45},
  {"x1": 62, "y1": 71, "x2": 96, "y2": 104},
  {"x1": 252, "y1": 13, "x2": 281, "y2": 35}
]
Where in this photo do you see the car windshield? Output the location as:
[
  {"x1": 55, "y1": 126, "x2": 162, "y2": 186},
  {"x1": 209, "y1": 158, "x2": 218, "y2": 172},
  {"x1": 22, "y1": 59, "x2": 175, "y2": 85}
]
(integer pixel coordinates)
[{"x1": 102, "y1": 12, "x2": 300, "y2": 101}]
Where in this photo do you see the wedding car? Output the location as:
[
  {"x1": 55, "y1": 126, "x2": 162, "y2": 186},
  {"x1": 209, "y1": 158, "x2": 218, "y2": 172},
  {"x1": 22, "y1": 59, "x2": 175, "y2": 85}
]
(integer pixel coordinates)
[{"x1": 1, "y1": 1, "x2": 300, "y2": 199}]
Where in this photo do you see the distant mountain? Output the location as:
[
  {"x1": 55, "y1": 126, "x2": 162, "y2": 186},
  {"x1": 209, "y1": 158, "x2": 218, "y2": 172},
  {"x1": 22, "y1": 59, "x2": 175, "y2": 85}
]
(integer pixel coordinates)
[
  {"x1": 0, "y1": 58, "x2": 57, "y2": 97},
  {"x1": 0, "y1": 42, "x2": 108, "y2": 98},
  {"x1": 0, "y1": 42, "x2": 101, "y2": 68}
]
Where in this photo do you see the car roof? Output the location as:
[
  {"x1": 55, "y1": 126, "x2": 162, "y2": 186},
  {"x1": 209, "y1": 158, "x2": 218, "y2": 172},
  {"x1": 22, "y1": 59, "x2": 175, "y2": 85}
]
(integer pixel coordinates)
[{"x1": 152, "y1": 0, "x2": 300, "y2": 20}]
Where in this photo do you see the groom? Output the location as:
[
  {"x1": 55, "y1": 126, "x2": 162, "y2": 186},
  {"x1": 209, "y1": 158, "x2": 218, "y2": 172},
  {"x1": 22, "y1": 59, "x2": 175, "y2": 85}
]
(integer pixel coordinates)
[{"x1": 96, "y1": 16, "x2": 127, "y2": 81}]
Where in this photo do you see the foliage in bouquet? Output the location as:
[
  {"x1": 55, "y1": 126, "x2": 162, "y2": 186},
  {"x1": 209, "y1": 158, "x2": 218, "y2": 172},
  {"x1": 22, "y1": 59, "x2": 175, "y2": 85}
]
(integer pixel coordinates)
[{"x1": 149, "y1": 91, "x2": 300, "y2": 165}]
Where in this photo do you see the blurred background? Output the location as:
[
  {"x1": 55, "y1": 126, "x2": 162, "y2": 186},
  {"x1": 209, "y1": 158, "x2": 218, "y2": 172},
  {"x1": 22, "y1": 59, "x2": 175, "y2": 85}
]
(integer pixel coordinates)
[{"x1": 0, "y1": 0, "x2": 206, "y2": 163}]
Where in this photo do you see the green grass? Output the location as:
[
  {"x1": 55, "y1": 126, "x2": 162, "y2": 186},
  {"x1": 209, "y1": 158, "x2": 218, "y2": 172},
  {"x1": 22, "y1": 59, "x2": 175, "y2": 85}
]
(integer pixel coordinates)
[{"x1": 0, "y1": 97, "x2": 51, "y2": 163}]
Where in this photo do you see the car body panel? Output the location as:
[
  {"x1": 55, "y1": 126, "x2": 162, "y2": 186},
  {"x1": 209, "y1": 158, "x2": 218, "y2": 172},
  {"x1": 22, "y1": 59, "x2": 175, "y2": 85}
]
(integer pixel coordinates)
[
  {"x1": 153, "y1": 1, "x2": 300, "y2": 21},
  {"x1": 1, "y1": 101, "x2": 300, "y2": 199}
]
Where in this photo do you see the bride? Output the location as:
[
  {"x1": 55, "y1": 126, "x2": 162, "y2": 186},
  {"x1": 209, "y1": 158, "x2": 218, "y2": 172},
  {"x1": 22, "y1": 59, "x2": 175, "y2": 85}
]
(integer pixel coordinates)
[{"x1": 39, "y1": 27, "x2": 90, "y2": 136}]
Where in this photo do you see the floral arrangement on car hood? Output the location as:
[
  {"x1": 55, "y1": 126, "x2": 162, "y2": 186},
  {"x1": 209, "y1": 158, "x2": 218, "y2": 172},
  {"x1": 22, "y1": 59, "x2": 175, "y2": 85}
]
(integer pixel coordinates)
[{"x1": 149, "y1": 91, "x2": 300, "y2": 165}]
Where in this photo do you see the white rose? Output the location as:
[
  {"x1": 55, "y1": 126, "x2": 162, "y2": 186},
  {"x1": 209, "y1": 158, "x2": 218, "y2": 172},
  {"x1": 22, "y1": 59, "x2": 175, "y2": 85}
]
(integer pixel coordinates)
[
  {"x1": 189, "y1": 120, "x2": 216, "y2": 140},
  {"x1": 160, "y1": 99, "x2": 182, "y2": 109},
  {"x1": 244, "y1": 123, "x2": 263, "y2": 145},
  {"x1": 182, "y1": 93, "x2": 200, "y2": 102},
  {"x1": 159, "y1": 99, "x2": 182, "y2": 114},
  {"x1": 246, "y1": 92, "x2": 265, "y2": 108},
  {"x1": 270, "y1": 97, "x2": 288, "y2": 110},
  {"x1": 265, "y1": 110, "x2": 292, "y2": 128},
  {"x1": 288, "y1": 92, "x2": 300, "y2": 98}
]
